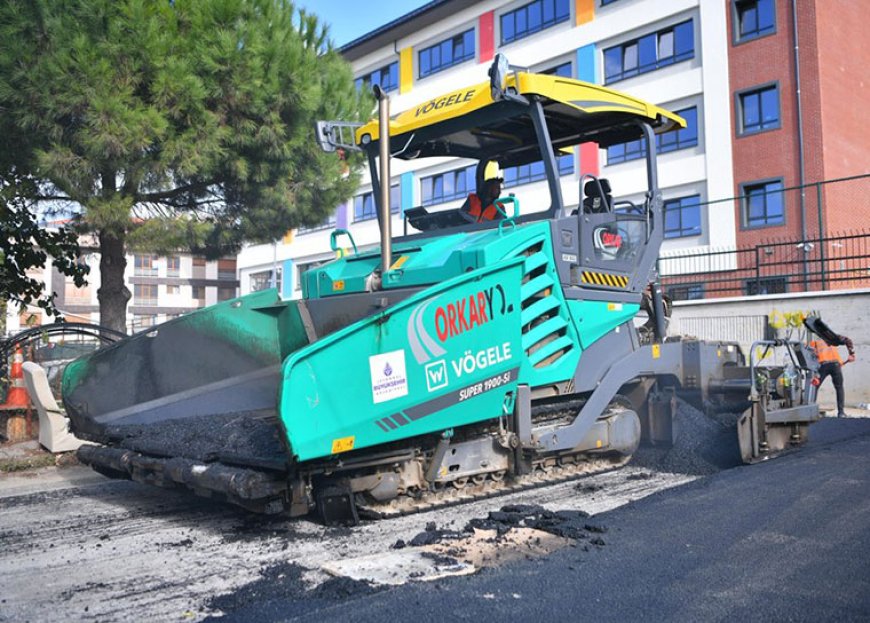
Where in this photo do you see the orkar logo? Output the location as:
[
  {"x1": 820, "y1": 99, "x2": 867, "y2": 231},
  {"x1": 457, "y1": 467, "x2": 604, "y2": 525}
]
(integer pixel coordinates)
[{"x1": 434, "y1": 285, "x2": 509, "y2": 342}]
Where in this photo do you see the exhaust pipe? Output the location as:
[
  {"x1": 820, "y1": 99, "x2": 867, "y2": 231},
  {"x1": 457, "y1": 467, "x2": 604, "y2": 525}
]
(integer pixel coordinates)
[{"x1": 374, "y1": 85, "x2": 392, "y2": 275}]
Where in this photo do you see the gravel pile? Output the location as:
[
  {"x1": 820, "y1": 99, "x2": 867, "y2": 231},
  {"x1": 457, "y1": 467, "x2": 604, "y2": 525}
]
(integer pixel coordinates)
[
  {"x1": 399, "y1": 504, "x2": 609, "y2": 551},
  {"x1": 631, "y1": 399, "x2": 742, "y2": 475}
]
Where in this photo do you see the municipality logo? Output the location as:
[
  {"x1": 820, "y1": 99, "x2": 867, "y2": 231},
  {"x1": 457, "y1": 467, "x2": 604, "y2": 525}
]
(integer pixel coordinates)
[{"x1": 424, "y1": 360, "x2": 448, "y2": 392}]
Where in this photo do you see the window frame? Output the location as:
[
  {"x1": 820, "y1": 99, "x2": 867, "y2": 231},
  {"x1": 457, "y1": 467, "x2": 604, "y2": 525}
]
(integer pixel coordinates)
[
  {"x1": 499, "y1": 0, "x2": 572, "y2": 46},
  {"x1": 603, "y1": 19, "x2": 695, "y2": 85},
  {"x1": 355, "y1": 61, "x2": 399, "y2": 93},
  {"x1": 740, "y1": 177, "x2": 786, "y2": 229},
  {"x1": 735, "y1": 81, "x2": 781, "y2": 137},
  {"x1": 662, "y1": 194, "x2": 703, "y2": 239},
  {"x1": 420, "y1": 165, "x2": 476, "y2": 207},
  {"x1": 732, "y1": 0, "x2": 777, "y2": 45},
  {"x1": 298, "y1": 211, "x2": 338, "y2": 234},
  {"x1": 744, "y1": 276, "x2": 787, "y2": 296},
  {"x1": 418, "y1": 28, "x2": 476, "y2": 79},
  {"x1": 353, "y1": 184, "x2": 401, "y2": 223},
  {"x1": 667, "y1": 283, "x2": 705, "y2": 301},
  {"x1": 133, "y1": 283, "x2": 158, "y2": 305},
  {"x1": 606, "y1": 105, "x2": 700, "y2": 165},
  {"x1": 133, "y1": 253, "x2": 158, "y2": 277}
]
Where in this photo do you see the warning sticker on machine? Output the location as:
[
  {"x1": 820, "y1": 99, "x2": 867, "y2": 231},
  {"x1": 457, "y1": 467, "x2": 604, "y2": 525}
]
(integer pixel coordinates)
[{"x1": 369, "y1": 350, "x2": 409, "y2": 404}]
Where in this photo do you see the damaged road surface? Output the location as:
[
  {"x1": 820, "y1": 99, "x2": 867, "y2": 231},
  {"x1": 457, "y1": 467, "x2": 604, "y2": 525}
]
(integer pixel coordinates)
[
  {"x1": 1, "y1": 418, "x2": 869, "y2": 622},
  {"x1": 0, "y1": 463, "x2": 689, "y2": 622}
]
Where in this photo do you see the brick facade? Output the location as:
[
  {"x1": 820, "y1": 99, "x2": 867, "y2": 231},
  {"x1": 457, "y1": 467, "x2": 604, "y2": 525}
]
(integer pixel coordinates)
[{"x1": 727, "y1": 0, "x2": 870, "y2": 246}]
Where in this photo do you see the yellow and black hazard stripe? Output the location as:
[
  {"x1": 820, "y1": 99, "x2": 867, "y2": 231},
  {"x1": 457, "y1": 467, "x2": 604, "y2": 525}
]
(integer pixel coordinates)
[{"x1": 581, "y1": 271, "x2": 628, "y2": 288}]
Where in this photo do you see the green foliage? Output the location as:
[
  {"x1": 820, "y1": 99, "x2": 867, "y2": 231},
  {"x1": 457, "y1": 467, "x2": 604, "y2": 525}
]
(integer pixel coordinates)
[
  {"x1": 0, "y1": 0, "x2": 371, "y2": 257},
  {"x1": 0, "y1": 183, "x2": 89, "y2": 316}
]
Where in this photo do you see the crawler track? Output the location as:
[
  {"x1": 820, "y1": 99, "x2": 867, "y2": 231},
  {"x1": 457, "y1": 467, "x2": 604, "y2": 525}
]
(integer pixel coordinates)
[{"x1": 358, "y1": 453, "x2": 631, "y2": 518}]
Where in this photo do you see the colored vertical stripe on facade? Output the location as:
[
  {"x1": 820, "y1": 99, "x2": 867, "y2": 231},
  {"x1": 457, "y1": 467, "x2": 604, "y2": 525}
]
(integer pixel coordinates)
[
  {"x1": 579, "y1": 142, "x2": 599, "y2": 177},
  {"x1": 479, "y1": 11, "x2": 494, "y2": 63},
  {"x1": 575, "y1": 44, "x2": 597, "y2": 83},
  {"x1": 282, "y1": 259, "x2": 294, "y2": 297},
  {"x1": 399, "y1": 47, "x2": 413, "y2": 94},
  {"x1": 401, "y1": 172, "x2": 415, "y2": 215},
  {"x1": 575, "y1": 0, "x2": 594, "y2": 25},
  {"x1": 576, "y1": 43, "x2": 599, "y2": 175},
  {"x1": 336, "y1": 202, "x2": 349, "y2": 230}
]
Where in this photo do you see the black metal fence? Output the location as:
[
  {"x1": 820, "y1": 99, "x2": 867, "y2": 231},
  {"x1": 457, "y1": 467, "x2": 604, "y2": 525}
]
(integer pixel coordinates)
[{"x1": 658, "y1": 174, "x2": 870, "y2": 300}]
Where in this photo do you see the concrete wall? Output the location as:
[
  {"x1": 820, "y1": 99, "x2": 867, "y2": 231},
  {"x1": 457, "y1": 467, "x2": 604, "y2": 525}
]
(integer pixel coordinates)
[{"x1": 670, "y1": 288, "x2": 870, "y2": 408}]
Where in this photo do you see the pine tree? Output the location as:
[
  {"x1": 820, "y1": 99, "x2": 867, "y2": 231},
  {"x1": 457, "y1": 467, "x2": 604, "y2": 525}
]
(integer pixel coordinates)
[{"x1": 0, "y1": 0, "x2": 370, "y2": 332}]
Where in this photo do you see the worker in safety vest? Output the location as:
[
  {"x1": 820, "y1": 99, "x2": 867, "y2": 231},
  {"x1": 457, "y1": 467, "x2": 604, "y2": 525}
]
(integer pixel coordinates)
[
  {"x1": 461, "y1": 177, "x2": 506, "y2": 223},
  {"x1": 808, "y1": 332, "x2": 855, "y2": 418}
]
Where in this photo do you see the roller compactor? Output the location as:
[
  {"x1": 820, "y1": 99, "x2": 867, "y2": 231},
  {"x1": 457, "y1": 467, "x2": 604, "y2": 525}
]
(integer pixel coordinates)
[{"x1": 64, "y1": 56, "x2": 820, "y2": 523}]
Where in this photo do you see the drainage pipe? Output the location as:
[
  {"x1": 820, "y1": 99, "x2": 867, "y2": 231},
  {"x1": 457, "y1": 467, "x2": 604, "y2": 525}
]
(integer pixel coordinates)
[{"x1": 791, "y1": 0, "x2": 809, "y2": 290}]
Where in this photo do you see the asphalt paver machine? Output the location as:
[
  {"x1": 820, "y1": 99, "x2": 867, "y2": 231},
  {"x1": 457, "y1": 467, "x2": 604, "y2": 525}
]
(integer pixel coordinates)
[{"x1": 65, "y1": 56, "x2": 820, "y2": 523}]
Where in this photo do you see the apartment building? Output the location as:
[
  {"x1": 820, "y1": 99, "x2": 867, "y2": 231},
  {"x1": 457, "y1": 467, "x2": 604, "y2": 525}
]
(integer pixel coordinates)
[
  {"x1": 5, "y1": 242, "x2": 239, "y2": 335},
  {"x1": 233, "y1": 0, "x2": 868, "y2": 299}
]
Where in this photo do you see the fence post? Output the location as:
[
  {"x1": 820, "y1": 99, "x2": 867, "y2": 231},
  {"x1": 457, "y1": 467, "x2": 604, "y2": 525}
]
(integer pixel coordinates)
[
  {"x1": 754, "y1": 245, "x2": 761, "y2": 295},
  {"x1": 816, "y1": 182, "x2": 827, "y2": 291}
]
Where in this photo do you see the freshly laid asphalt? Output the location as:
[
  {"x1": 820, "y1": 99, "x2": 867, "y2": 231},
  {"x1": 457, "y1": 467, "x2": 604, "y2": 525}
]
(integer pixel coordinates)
[{"x1": 217, "y1": 417, "x2": 870, "y2": 622}]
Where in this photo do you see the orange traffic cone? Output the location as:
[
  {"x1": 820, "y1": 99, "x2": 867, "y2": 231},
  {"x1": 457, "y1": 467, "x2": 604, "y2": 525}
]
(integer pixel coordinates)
[{"x1": 1, "y1": 347, "x2": 30, "y2": 408}]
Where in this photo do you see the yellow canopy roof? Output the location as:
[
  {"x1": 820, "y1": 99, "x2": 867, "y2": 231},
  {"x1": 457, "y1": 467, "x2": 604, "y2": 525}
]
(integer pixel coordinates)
[{"x1": 355, "y1": 72, "x2": 685, "y2": 164}]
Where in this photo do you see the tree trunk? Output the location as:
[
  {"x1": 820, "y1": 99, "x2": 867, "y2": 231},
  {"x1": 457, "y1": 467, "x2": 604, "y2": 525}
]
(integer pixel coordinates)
[{"x1": 97, "y1": 230, "x2": 131, "y2": 334}]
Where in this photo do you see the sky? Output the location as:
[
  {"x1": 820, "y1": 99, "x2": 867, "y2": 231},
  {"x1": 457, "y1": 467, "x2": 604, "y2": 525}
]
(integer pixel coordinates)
[{"x1": 297, "y1": 0, "x2": 433, "y2": 47}]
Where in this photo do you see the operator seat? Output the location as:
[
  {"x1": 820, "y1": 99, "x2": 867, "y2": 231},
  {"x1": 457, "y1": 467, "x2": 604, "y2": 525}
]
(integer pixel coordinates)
[{"x1": 583, "y1": 178, "x2": 613, "y2": 213}]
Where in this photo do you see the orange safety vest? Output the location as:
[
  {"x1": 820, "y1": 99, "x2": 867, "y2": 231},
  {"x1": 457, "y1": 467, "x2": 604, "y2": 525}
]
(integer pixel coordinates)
[
  {"x1": 465, "y1": 193, "x2": 501, "y2": 222},
  {"x1": 809, "y1": 340, "x2": 843, "y2": 365}
]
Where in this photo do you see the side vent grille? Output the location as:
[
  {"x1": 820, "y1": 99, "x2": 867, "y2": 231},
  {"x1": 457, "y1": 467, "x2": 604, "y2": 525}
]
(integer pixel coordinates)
[{"x1": 512, "y1": 241, "x2": 574, "y2": 370}]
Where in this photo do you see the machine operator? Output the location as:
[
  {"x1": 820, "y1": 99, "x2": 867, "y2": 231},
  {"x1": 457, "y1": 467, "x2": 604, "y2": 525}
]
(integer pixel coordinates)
[{"x1": 461, "y1": 177, "x2": 507, "y2": 223}]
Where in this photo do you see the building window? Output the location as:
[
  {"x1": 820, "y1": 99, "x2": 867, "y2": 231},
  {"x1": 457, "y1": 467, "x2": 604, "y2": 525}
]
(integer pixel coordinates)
[
  {"x1": 607, "y1": 106, "x2": 699, "y2": 165},
  {"x1": 217, "y1": 259, "x2": 236, "y2": 281},
  {"x1": 355, "y1": 61, "x2": 399, "y2": 93},
  {"x1": 191, "y1": 285, "x2": 206, "y2": 302},
  {"x1": 503, "y1": 155, "x2": 573, "y2": 188},
  {"x1": 663, "y1": 195, "x2": 702, "y2": 239},
  {"x1": 742, "y1": 179, "x2": 784, "y2": 228},
  {"x1": 603, "y1": 20, "x2": 694, "y2": 84},
  {"x1": 421, "y1": 166, "x2": 476, "y2": 206},
  {"x1": 133, "y1": 284, "x2": 158, "y2": 306},
  {"x1": 250, "y1": 270, "x2": 275, "y2": 292},
  {"x1": 737, "y1": 84, "x2": 780, "y2": 135},
  {"x1": 166, "y1": 256, "x2": 180, "y2": 277},
  {"x1": 419, "y1": 29, "x2": 475, "y2": 78},
  {"x1": 218, "y1": 287, "x2": 236, "y2": 302},
  {"x1": 354, "y1": 185, "x2": 400, "y2": 222},
  {"x1": 600, "y1": 0, "x2": 621, "y2": 5},
  {"x1": 166, "y1": 284, "x2": 180, "y2": 295},
  {"x1": 745, "y1": 277, "x2": 787, "y2": 296},
  {"x1": 734, "y1": 0, "x2": 775, "y2": 43},
  {"x1": 501, "y1": 0, "x2": 570, "y2": 45},
  {"x1": 133, "y1": 254, "x2": 157, "y2": 277},
  {"x1": 298, "y1": 212, "x2": 337, "y2": 234},
  {"x1": 668, "y1": 283, "x2": 704, "y2": 301},
  {"x1": 658, "y1": 107, "x2": 698, "y2": 154},
  {"x1": 540, "y1": 61, "x2": 572, "y2": 78}
]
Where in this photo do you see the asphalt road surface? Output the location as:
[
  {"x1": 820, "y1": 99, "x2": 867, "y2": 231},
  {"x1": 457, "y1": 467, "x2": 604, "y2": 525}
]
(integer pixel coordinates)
[{"x1": 1, "y1": 417, "x2": 868, "y2": 622}]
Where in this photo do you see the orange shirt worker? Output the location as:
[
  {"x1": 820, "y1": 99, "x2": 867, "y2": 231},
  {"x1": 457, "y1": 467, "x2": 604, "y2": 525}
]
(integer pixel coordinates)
[{"x1": 809, "y1": 334, "x2": 856, "y2": 418}]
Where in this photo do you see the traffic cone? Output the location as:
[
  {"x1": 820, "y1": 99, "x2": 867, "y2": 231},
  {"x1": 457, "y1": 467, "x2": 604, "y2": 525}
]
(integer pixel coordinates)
[{"x1": 1, "y1": 347, "x2": 30, "y2": 408}]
